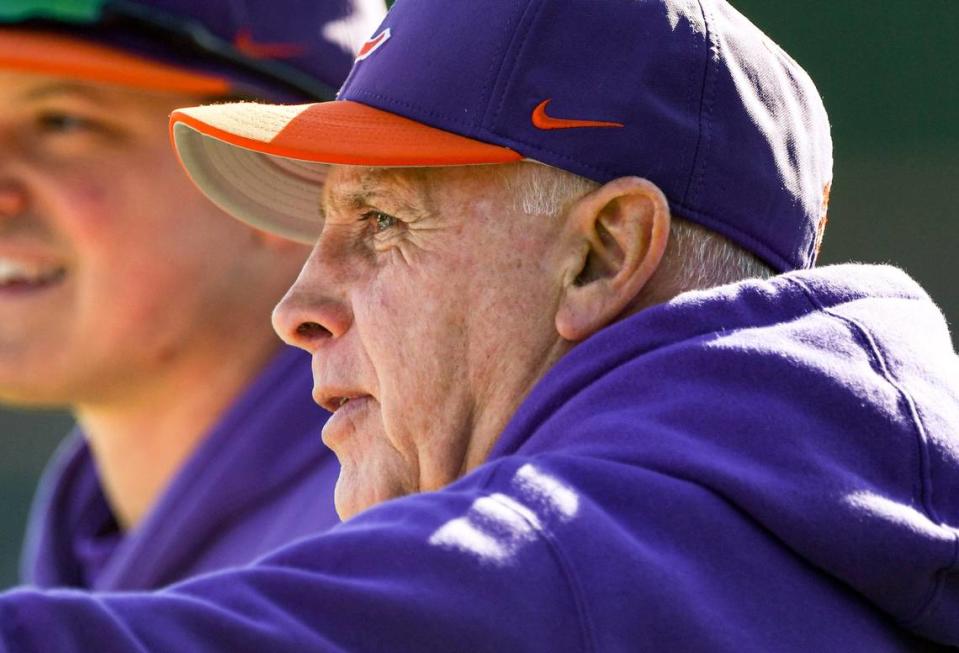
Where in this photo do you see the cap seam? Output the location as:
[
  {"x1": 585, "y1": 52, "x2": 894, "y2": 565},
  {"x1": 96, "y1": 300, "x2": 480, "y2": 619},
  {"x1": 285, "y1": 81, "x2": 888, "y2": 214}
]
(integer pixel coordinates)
[
  {"x1": 478, "y1": 23, "x2": 509, "y2": 129},
  {"x1": 681, "y1": 2, "x2": 707, "y2": 192},
  {"x1": 485, "y1": 0, "x2": 547, "y2": 131},
  {"x1": 684, "y1": 0, "x2": 718, "y2": 208},
  {"x1": 338, "y1": 54, "x2": 363, "y2": 98}
]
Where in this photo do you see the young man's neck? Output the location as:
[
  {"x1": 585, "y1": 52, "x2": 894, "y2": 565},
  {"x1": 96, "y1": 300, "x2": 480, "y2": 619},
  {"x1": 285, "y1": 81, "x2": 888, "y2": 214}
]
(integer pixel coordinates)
[{"x1": 75, "y1": 332, "x2": 283, "y2": 531}]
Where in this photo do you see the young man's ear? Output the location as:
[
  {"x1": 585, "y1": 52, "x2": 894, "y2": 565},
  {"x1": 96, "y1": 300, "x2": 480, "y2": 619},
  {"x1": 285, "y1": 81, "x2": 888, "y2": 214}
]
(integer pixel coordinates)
[{"x1": 556, "y1": 176, "x2": 670, "y2": 342}]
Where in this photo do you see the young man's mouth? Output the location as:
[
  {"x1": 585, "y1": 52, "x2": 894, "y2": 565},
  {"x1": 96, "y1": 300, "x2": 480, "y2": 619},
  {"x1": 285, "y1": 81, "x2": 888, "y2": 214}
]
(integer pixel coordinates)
[{"x1": 0, "y1": 257, "x2": 67, "y2": 295}]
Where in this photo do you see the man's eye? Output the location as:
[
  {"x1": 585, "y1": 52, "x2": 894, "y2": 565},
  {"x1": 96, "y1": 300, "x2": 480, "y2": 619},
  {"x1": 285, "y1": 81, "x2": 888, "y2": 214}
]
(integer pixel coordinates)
[
  {"x1": 362, "y1": 210, "x2": 398, "y2": 234},
  {"x1": 36, "y1": 113, "x2": 97, "y2": 134}
]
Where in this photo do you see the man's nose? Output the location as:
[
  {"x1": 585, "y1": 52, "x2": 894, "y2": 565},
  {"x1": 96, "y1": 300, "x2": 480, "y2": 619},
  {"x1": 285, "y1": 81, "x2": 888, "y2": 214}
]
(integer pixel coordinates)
[
  {"x1": 0, "y1": 180, "x2": 28, "y2": 221},
  {"x1": 272, "y1": 253, "x2": 353, "y2": 353},
  {"x1": 0, "y1": 134, "x2": 30, "y2": 221}
]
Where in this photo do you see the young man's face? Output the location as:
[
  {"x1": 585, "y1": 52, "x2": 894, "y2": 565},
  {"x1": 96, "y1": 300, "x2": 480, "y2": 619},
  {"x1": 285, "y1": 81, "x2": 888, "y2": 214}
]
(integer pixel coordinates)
[
  {"x1": 273, "y1": 165, "x2": 574, "y2": 519},
  {"x1": 0, "y1": 71, "x2": 273, "y2": 406}
]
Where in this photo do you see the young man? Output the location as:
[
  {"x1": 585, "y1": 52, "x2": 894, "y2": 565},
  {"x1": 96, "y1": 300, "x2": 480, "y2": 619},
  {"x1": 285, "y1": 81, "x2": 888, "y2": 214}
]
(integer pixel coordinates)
[
  {"x1": 1, "y1": 0, "x2": 957, "y2": 650},
  {"x1": 0, "y1": 0, "x2": 384, "y2": 590}
]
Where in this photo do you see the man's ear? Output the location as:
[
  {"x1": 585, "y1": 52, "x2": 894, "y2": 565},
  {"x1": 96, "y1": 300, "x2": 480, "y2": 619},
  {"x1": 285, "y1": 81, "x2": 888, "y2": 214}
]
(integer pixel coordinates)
[{"x1": 556, "y1": 176, "x2": 670, "y2": 342}]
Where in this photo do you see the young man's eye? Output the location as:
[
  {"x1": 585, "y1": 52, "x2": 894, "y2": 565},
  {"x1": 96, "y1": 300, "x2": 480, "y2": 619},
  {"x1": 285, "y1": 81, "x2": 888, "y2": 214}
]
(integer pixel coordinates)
[
  {"x1": 36, "y1": 112, "x2": 98, "y2": 134},
  {"x1": 362, "y1": 210, "x2": 398, "y2": 234}
]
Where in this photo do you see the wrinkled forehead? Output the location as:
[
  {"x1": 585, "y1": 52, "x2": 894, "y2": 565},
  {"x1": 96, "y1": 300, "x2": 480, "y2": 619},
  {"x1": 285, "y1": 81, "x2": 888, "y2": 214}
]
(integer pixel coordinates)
[
  {"x1": 322, "y1": 164, "x2": 510, "y2": 216},
  {"x1": 325, "y1": 167, "x2": 429, "y2": 204}
]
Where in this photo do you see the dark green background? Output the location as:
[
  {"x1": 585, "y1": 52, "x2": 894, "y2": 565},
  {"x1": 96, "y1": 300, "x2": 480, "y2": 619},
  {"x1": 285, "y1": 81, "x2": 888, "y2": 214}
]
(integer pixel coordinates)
[{"x1": 0, "y1": 2, "x2": 956, "y2": 588}]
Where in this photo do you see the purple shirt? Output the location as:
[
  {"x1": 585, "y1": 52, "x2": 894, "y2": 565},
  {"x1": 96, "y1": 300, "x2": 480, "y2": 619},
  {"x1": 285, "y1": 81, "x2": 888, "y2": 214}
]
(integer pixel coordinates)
[
  {"x1": 1, "y1": 265, "x2": 957, "y2": 651},
  {"x1": 20, "y1": 346, "x2": 339, "y2": 590}
]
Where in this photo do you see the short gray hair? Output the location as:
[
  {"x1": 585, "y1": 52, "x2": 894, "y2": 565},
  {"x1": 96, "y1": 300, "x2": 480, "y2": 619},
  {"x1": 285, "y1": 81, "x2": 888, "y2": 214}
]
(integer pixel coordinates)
[{"x1": 500, "y1": 163, "x2": 774, "y2": 297}]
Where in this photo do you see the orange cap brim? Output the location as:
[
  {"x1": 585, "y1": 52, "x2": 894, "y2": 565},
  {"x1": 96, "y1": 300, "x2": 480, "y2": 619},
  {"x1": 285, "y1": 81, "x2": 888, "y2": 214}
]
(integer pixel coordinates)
[
  {"x1": 173, "y1": 99, "x2": 522, "y2": 166},
  {"x1": 0, "y1": 30, "x2": 230, "y2": 94},
  {"x1": 170, "y1": 99, "x2": 522, "y2": 242}
]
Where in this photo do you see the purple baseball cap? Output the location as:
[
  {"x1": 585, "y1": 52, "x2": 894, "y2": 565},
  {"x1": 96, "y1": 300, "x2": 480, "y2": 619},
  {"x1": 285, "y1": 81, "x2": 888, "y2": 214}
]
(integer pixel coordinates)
[
  {"x1": 172, "y1": 0, "x2": 833, "y2": 271},
  {"x1": 0, "y1": 0, "x2": 387, "y2": 102}
]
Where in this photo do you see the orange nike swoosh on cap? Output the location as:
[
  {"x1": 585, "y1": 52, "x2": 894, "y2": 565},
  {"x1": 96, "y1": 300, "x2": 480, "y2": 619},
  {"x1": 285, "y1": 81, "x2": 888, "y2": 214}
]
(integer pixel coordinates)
[
  {"x1": 234, "y1": 27, "x2": 306, "y2": 59},
  {"x1": 531, "y1": 99, "x2": 624, "y2": 130},
  {"x1": 356, "y1": 29, "x2": 391, "y2": 61}
]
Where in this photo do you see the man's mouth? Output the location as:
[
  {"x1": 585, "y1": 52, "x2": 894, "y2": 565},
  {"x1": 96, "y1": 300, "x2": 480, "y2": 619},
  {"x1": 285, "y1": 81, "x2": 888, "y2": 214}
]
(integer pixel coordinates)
[
  {"x1": 319, "y1": 393, "x2": 375, "y2": 447},
  {"x1": 318, "y1": 393, "x2": 369, "y2": 414},
  {"x1": 0, "y1": 257, "x2": 67, "y2": 293}
]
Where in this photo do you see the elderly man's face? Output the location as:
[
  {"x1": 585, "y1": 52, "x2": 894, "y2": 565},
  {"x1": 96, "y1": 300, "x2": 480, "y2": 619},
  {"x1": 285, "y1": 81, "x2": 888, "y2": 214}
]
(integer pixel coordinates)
[{"x1": 274, "y1": 165, "x2": 573, "y2": 518}]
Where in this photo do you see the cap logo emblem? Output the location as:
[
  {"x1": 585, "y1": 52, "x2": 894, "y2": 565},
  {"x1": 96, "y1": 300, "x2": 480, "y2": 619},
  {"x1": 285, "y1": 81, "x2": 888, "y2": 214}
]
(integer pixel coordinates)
[
  {"x1": 234, "y1": 27, "x2": 306, "y2": 59},
  {"x1": 531, "y1": 99, "x2": 624, "y2": 131},
  {"x1": 356, "y1": 28, "x2": 391, "y2": 61}
]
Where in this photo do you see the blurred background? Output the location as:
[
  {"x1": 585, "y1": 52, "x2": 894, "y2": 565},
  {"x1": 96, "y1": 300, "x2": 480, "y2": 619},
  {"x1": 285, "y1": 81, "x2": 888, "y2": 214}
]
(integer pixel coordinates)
[{"x1": 0, "y1": 2, "x2": 956, "y2": 587}]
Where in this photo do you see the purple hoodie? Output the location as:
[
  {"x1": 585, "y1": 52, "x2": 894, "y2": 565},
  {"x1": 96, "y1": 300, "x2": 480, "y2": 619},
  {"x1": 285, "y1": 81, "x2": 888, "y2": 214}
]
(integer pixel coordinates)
[
  {"x1": 19, "y1": 346, "x2": 339, "y2": 590},
  {"x1": 1, "y1": 264, "x2": 956, "y2": 651}
]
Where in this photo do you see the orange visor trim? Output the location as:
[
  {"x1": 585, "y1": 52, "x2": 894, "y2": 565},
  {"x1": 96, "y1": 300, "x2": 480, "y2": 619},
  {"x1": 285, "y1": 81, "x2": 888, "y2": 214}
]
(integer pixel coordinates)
[
  {"x1": 0, "y1": 30, "x2": 230, "y2": 94},
  {"x1": 172, "y1": 100, "x2": 523, "y2": 167}
]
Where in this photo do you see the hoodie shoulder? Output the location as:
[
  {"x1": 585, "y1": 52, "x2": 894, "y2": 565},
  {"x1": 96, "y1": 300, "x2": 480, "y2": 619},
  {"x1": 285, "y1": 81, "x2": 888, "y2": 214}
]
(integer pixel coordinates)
[{"x1": 499, "y1": 263, "x2": 959, "y2": 647}]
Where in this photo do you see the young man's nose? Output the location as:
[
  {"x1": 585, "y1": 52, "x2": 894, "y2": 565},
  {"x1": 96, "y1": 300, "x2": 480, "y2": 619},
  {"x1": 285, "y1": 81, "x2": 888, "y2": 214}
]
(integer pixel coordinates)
[
  {"x1": 0, "y1": 138, "x2": 31, "y2": 221},
  {"x1": 0, "y1": 180, "x2": 27, "y2": 222}
]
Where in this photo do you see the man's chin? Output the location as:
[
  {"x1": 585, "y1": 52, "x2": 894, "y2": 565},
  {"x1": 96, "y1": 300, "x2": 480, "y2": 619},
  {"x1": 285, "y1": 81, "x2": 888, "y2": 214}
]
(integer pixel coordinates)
[
  {"x1": 334, "y1": 482, "x2": 377, "y2": 521},
  {"x1": 333, "y1": 470, "x2": 411, "y2": 521}
]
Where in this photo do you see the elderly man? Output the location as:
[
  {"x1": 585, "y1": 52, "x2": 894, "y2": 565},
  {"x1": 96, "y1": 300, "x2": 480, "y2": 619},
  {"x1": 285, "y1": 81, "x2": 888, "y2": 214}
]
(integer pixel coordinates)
[
  {"x1": 0, "y1": 0, "x2": 957, "y2": 651},
  {"x1": 0, "y1": 0, "x2": 383, "y2": 591}
]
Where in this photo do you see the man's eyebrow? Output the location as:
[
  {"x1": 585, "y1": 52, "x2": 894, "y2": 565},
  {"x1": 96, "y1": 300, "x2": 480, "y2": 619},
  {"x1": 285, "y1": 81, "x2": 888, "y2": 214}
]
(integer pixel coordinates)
[
  {"x1": 21, "y1": 82, "x2": 109, "y2": 103},
  {"x1": 342, "y1": 189, "x2": 386, "y2": 208},
  {"x1": 329, "y1": 173, "x2": 432, "y2": 218},
  {"x1": 324, "y1": 188, "x2": 375, "y2": 214}
]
